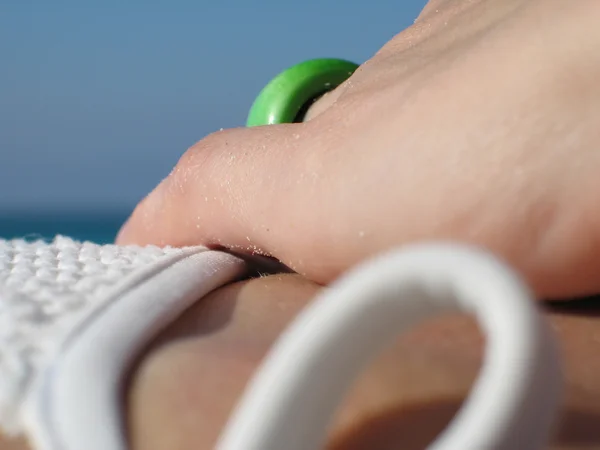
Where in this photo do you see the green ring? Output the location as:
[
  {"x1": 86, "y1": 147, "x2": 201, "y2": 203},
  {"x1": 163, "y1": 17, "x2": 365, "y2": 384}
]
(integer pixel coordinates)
[{"x1": 246, "y1": 58, "x2": 359, "y2": 127}]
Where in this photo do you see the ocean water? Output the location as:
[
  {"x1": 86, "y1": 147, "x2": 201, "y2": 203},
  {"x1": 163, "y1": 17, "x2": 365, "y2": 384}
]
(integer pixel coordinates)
[{"x1": 0, "y1": 213, "x2": 128, "y2": 244}]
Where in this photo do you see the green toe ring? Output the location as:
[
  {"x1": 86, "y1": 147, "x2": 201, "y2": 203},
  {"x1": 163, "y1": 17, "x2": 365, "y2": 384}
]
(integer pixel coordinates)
[{"x1": 246, "y1": 58, "x2": 359, "y2": 127}]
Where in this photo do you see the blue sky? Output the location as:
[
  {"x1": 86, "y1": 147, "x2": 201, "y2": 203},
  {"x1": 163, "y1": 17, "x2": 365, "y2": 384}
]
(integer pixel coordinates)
[{"x1": 0, "y1": 1, "x2": 426, "y2": 213}]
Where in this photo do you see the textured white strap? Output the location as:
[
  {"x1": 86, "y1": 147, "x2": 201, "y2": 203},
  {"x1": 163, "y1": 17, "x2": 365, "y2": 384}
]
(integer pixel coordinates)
[
  {"x1": 0, "y1": 236, "x2": 248, "y2": 450},
  {"x1": 1, "y1": 239, "x2": 562, "y2": 449},
  {"x1": 217, "y1": 244, "x2": 563, "y2": 450}
]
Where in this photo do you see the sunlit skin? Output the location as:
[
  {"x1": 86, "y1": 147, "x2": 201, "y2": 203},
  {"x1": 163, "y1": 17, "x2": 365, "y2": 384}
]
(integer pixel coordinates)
[
  {"x1": 118, "y1": 0, "x2": 600, "y2": 300},
  {"x1": 5, "y1": 0, "x2": 600, "y2": 448}
]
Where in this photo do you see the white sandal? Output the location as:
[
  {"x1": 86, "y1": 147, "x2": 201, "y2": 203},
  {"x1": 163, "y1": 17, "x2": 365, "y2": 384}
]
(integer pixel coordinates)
[
  {"x1": 0, "y1": 236, "x2": 248, "y2": 450},
  {"x1": 217, "y1": 243, "x2": 563, "y2": 450},
  {"x1": 0, "y1": 237, "x2": 562, "y2": 449}
]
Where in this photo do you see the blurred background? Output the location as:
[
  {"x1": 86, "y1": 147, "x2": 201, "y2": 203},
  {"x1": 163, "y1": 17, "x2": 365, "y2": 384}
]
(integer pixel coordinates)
[{"x1": 0, "y1": 0, "x2": 426, "y2": 243}]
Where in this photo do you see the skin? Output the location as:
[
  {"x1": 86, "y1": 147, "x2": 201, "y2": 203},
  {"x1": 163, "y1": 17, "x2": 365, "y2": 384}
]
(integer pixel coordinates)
[
  {"x1": 117, "y1": 0, "x2": 600, "y2": 300},
  {"x1": 3, "y1": 274, "x2": 600, "y2": 449}
]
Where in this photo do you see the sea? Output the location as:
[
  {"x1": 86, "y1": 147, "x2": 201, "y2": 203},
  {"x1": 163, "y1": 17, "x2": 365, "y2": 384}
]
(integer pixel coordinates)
[{"x1": 0, "y1": 212, "x2": 128, "y2": 244}]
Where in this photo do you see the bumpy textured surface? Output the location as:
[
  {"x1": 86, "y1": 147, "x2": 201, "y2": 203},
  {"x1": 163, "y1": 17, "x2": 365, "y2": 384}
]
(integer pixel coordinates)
[{"x1": 0, "y1": 236, "x2": 186, "y2": 435}]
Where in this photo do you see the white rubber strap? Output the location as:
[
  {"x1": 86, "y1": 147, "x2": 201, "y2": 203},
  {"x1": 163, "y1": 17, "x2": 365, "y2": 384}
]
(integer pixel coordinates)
[
  {"x1": 217, "y1": 244, "x2": 563, "y2": 450},
  {"x1": 22, "y1": 249, "x2": 248, "y2": 450}
]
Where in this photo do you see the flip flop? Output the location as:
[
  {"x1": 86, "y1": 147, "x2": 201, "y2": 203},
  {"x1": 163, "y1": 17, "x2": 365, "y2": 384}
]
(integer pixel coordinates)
[
  {"x1": 0, "y1": 238, "x2": 562, "y2": 449},
  {"x1": 0, "y1": 237, "x2": 248, "y2": 450}
]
